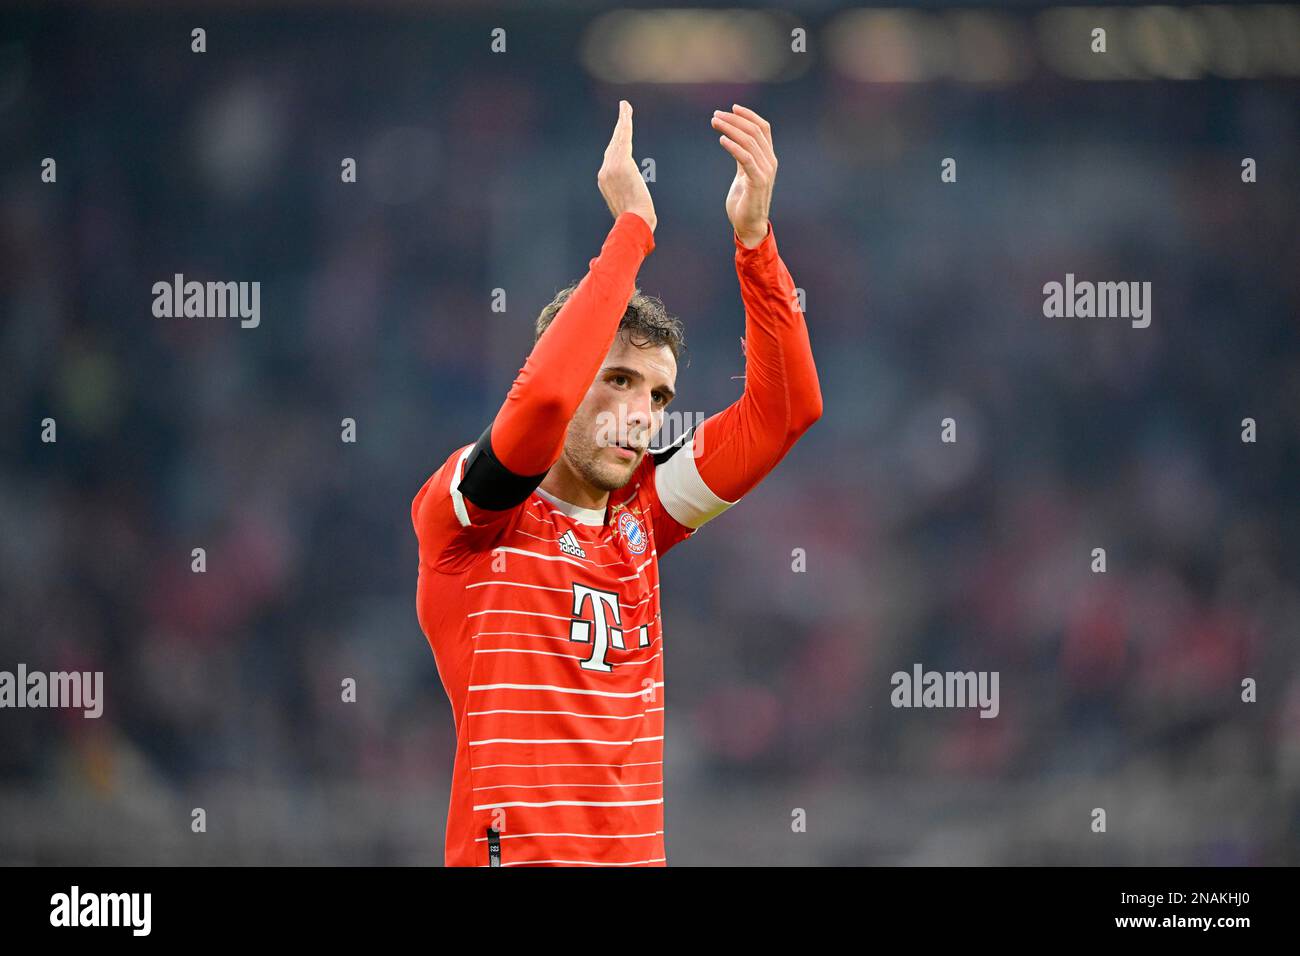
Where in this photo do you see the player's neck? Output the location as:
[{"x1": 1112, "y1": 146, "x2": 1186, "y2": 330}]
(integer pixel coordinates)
[{"x1": 540, "y1": 458, "x2": 611, "y2": 515}]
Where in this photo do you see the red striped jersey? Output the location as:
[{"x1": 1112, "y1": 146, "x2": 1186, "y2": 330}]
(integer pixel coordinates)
[
  {"x1": 412, "y1": 431, "x2": 733, "y2": 867},
  {"x1": 412, "y1": 214, "x2": 822, "y2": 865}
]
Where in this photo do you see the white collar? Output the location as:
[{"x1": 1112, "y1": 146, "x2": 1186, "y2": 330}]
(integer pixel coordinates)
[{"x1": 535, "y1": 486, "x2": 607, "y2": 526}]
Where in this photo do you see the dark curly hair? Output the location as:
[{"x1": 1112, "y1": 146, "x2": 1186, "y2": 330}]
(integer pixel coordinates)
[{"x1": 535, "y1": 283, "x2": 687, "y2": 366}]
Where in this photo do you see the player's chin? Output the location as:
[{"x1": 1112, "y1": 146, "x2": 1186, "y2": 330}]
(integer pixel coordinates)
[{"x1": 594, "y1": 448, "x2": 640, "y2": 485}]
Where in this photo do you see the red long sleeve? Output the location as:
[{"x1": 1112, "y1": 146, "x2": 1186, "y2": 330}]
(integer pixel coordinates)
[
  {"x1": 691, "y1": 221, "x2": 823, "y2": 503},
  {"x1": 490, "y1": 212, "x2": 656, "y2": 476}
]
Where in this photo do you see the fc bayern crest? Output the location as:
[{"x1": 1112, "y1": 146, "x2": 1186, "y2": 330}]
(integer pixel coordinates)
[{"x1": 617, "y1": 511, "x2": 647, "y2": 555}]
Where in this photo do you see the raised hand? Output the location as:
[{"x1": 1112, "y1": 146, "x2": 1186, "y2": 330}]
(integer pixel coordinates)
[
  {"x1": 711, "y1": 104, "x2": 776, "y2": 248},
  {"x1": 597, "y1": 100, "x2": 657, "y2": 233}
]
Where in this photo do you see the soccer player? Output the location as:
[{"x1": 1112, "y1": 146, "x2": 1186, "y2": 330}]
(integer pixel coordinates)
[{"x1": 412, "y1": 100, "x2": 822, "y2": 866}]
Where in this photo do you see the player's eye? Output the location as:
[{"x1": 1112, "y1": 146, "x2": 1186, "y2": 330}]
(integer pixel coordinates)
[
  {"x1": 610, "y1": 374, "x2": 629, "y2": 387},
  {"x1": 653, "y1": 393, "x2": 668, "y2": 406}
]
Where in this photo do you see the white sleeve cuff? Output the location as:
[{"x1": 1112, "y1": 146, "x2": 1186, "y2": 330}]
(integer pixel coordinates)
[
  {"x1": 652, "y1": 437, "x2": 736, "y2": 530},
  {"x1": 448, "y1": 445, "x2": 475, "y2": 528}
]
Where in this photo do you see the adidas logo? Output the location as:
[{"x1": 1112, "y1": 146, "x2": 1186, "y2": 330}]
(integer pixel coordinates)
[{"x1": 557, "y1": 530, "x2": 587, "y2": 559}]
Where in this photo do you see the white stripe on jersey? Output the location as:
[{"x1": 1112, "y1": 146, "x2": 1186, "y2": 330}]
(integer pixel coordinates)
[
  {"x1": 611, "y1": 651, "x2": 661, "y2": 666},
  {"x1": 490, "y1": 545, "x2": 626, "y2": 571},
  {"x1": 469, "y1": 705, "x2": 661, "y2": 719},
  {"x1": 467, "y1": 608, "x2": 572, "y2": 621},
  {"x1": 475, "y1": 830, "x2": 663, "y2": 842},
  {"x1": 472, "y1": 797, "x2": 664, "y2": 810},
  {"x1": 470, "y1": 630, "x2": 663, "y2": 650},
  {"x1": 469, "y1": 735, "x2": 664, "y2": 747},
  {"x1": 473, "y1": 647, "x2": 586, "y2": 660},
  {"x1": 466, "y1": 579, "x2": 572, "y2": 593},
  {"x1": 472, "y1": 761, "x2": 662, "y2": 770},
  {"x1": 471, "y1": 630, "x2": 569, "y2": 642},
  {"x1": 468, "y1": 681, "x2": 664, "y2": 698},
  {"x1": 467, "y1": 579, "x2": 656, "y2": 613},
  {"x1": 472, "y1": 781, "x2": 663, "y2": 791},
  {"x1": 475, "y1": 640, "x2": 656, "y2": 657},
  {"x1": 512, "y1": 526, "x2": 621, "y2": 554},
  {"x1": 498, "y1": 857, "x2": 666, "y2": 867},
  {"x1": 474, "y1": 641, "x2": 661, "y2": 662}
]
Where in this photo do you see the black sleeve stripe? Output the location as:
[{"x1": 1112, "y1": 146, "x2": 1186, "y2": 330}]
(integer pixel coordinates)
[
  {"x1": 650, "y1": 423, "x2": 697, "y2": 467},
  {"x1": 457, "y1": 423, "x2": 551, "y2": 512}
]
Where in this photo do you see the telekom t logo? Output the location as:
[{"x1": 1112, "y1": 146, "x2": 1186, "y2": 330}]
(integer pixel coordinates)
[{"x1": 569, "y1": 583, "x2": 649, "y2": 672}]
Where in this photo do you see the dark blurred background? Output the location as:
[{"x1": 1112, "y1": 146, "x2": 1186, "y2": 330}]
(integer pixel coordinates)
[{"x1": 1, "y1": 1, "x2": 1298, "y2": 865}]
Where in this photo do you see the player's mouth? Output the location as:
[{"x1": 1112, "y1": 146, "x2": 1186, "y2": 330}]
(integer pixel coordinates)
[{"x1": 609, "y1": 440, "x2": 643, "y2": 461}]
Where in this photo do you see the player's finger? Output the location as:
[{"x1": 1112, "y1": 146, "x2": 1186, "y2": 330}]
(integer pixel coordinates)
[
  {"x1": 714, "y1": 110, "x2": 765, "y2": 150},
  {"x1": 606, "y1": 100, "x2": 632, "y2": 155},
  {"x1": 713, "y1": 118, "x2": 770, "y2": 176},
  {"x1": 606, "y1": 100, "x2": 629, "y2": 153},
  {"x1": 711, "y1": 115, "x2": 760, "y2": 156},
  {"x1": 718, "y1": 135, "x2": 761, "y2": 179},
  {"x1": 731, "y1": 104, "x2": 773, "y2": 148},
  {"x1": 713, "y1": 112, "x2": 772, "y2": 167}
]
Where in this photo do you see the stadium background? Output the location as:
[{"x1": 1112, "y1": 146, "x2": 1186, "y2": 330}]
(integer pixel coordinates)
[{"x1": 1, "y1": 1, "x2": 1298, "y2": 864}]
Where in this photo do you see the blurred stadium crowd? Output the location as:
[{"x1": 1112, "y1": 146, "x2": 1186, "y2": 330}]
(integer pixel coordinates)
[{"x1": 1, "y1": 5, "x2": 1297, "y2": 864}]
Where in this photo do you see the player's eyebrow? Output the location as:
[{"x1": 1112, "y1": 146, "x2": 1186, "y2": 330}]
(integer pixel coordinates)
[{"x1": 602, "y1": 365, "x2": 675, "y2": 403}]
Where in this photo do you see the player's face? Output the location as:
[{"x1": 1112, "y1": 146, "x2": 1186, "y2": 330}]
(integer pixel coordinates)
[{"x1": 563, "y1": 332, "x2": 677, "y2": 493}]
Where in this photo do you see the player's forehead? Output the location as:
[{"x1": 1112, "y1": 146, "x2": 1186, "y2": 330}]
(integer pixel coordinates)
[{"x1": 602, "y1": 332, "x2": 676, "y2": 388}]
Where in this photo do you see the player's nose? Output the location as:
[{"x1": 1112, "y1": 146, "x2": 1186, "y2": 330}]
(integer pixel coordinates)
[{"x1": 623, "y1": 393, "x2": 653, "y2": 440}]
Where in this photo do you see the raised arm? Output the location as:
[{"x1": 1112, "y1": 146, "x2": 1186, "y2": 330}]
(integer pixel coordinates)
[
  {"x1": 688, "y1": 216, "x2": 822, "y2": 504},
  {"x1": 413, "y1": 101, "x2": 657, "y2": 559},
  {"x1": 464, "y1": 100, "x2": 656, "y2": 507},
  {"x1": 484, "y1": 210, "x2": 654, "y2": 483},
  {"x1": 685, "y1": 105, "x2": 822, "y2": 506}
]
